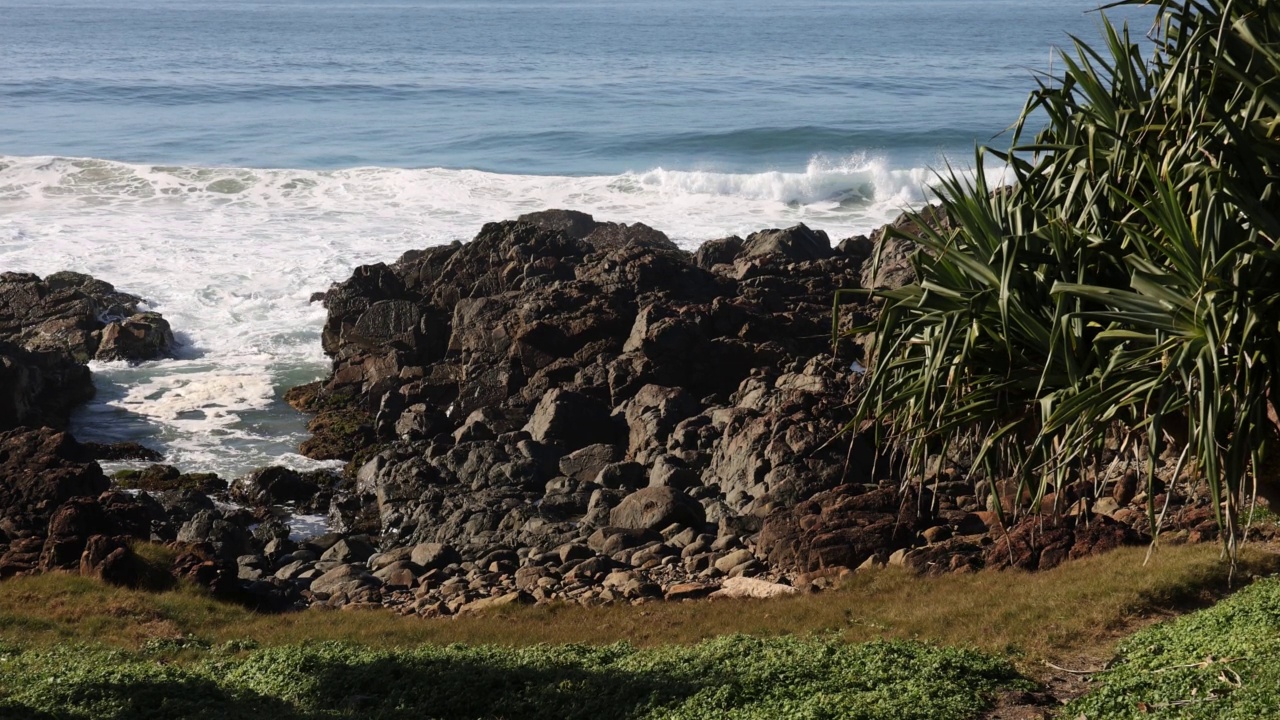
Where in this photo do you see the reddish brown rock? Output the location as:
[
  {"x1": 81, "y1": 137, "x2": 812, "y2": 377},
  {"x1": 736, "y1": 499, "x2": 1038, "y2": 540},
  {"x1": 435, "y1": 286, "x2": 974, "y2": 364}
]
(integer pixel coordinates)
[
  {"x1": 984, "y1": 514, "x2": 1139, "y2": 571},
  {"x1": 0, "y1": 427, "x2": 107, "y2": 540},
  {"x1": 79, "y1": 534, "x2": 138, "y2": 586},
  {"x1": 39, "y1": 491, "x2": 152, "y2": 571},
  {"x1": 756, "y1": 485, "x2": 931, "y2": 573}
]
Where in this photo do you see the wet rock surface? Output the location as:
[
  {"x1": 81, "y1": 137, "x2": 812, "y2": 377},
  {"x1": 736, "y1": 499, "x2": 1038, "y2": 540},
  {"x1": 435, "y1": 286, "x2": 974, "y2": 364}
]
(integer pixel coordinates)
[
  {"x1": 0, "y1": 271, "x2": 175, "y2": 365},
  {"x1": 0, "y1": 271, "x2": 176, "y2": 431}
]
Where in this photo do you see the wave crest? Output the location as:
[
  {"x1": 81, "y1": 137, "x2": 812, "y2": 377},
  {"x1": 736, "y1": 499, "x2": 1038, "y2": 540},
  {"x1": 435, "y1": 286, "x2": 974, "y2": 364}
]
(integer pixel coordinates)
[
  {"x1": 0, "y1": 154, "x2": 951, "y2": 214},
  {"x1": 629, "y1": 155, "x2": 941, "y2": 206}
]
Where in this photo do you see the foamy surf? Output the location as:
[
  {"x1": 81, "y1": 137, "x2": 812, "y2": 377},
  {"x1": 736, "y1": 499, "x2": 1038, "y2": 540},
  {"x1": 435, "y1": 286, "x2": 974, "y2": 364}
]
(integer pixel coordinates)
[{"x1": 0, "y1": 153, "x2": 973, "y2": 477}]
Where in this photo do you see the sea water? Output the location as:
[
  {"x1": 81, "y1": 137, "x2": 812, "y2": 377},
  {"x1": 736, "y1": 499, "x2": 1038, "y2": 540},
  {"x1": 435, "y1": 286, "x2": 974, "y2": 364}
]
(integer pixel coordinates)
[{"x1": 0, "y1": 0, "x2": 1155, "y2": 477}]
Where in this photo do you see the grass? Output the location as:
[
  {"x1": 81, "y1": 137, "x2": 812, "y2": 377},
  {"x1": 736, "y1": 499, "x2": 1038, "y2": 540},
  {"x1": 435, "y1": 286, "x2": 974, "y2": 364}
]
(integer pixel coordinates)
[
  {"x1": 1068, "y1": 575, "x2": 1280, "y2": 719},
  {"x1": 0, "y1": 543, "x2": 1271, "y2": 670},
  {"x1": 0, "y1": 544, "x2": 1272, "y2": 718},
  {"x1": 0, "y1": 636, "x2": 1025, "y2": 720},
  {"x1": 1, "y1": 543, "x2": 1272, "y2": 718}
]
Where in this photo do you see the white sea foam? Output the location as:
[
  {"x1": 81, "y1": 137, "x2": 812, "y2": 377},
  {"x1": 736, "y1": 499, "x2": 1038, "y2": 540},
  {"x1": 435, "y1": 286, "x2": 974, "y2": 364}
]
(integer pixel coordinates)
[
  {"x1": 288, "y1": 514, "x2": 332, "y2": 542},
  {"x1": 0, "y1": 153, "x2": 981, "y2": 477}
]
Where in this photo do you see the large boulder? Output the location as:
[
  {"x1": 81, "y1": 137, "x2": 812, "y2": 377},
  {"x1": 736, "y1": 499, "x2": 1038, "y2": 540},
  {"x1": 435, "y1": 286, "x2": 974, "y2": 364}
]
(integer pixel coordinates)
[
  {"x1": 524, "y1": 389, "x2": 618, "y2": 451},
  {"x1": 39, "y1": 491, "x2": 152, "y2": 571},
  {"x1": 609, "y1": 487, "x2": 705, "y2": 531},
  {"x1": 232, "y1": 466, "x2": 323, "y2": 507},
  {"x1": 740, "y1": 224, "x2": 833, "y2": 263},
  {"x1": 0, "y1": 427, "x2": 107, "y2": 530},
  {"x1": 756, "y1": 485, "x2": 930, "y2": 573},
  {"x1": 95, "y1": 311, "x2": 176, "y2": 363},
  {"x1": 0, "y1": 340, "x2": 94, "y2": 430},
  {"x1": 0, "y1": 271, "x2": 174, "y2": 363}
]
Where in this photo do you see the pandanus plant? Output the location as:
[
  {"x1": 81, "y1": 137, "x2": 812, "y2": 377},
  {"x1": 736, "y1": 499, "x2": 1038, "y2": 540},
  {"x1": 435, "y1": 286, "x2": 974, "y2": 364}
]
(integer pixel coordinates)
[{"x1": 844, "y1": 0, "x2": 1280, "y2": 559}]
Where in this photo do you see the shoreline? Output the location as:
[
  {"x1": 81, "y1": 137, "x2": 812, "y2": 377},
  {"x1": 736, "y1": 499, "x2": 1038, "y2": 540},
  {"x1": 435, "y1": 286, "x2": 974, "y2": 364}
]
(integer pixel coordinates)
[{"x1": 1, "y1": 209, "x2": 1252, "y2": 614}]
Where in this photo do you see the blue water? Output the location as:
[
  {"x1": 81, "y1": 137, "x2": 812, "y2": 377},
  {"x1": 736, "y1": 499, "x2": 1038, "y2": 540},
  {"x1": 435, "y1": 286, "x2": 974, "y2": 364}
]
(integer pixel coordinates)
[
  {"x1": 0, "y1": 0, "x2": 1153, "y2": 174},
  {"x1": 0, "y1": 0, "x2": 1156, "y2": 477}
]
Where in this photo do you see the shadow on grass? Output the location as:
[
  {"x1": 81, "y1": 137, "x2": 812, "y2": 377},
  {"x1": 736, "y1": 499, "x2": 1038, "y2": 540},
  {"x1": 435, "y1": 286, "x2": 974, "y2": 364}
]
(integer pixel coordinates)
[{"x1": 2, "y1": 647, "x2": 706, "y2": 720}]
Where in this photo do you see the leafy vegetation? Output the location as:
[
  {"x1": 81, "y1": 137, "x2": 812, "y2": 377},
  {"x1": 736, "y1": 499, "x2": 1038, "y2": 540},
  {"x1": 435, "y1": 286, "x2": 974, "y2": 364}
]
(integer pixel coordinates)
[
  {"x1": 847, "y1": 0, "x2": 1280, "y2": 550},
  {"x1": 1069, "y1": 576, "x2": 1280, "y2": 719},
  {"x1": 0, "y1": 635, "x2": 1023, "y2": 720}
]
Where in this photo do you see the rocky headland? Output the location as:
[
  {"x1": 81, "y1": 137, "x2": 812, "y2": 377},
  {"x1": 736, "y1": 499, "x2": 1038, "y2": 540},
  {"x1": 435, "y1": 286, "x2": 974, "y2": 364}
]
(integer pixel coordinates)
[{"x1": 0, "y1": 212, "x2": 1239, "y2": 616}]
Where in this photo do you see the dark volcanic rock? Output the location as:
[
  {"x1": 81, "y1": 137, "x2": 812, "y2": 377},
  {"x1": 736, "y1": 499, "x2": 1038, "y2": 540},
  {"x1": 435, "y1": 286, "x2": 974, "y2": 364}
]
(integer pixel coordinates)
[
  {"x1": 984, "y1": 513, "x2": 1140, "y2": 572},
  {"x1": 740, "y1": 225, "x2": 833, "y2": 263},
  {"x1": 0, "y1": 427, "x2": 107, "y2": 530},
  {"x1": 79, "y1": 534, "x2": 140, "y2": 586},
  {"x1": 857, "y1": 206, "x2": 949, "y2": 292},
  {"x1": 231, "y1": 466, "x2": 322, "y2": 507},
  {"x1": 39, "y1": 491, "x2": 153, "y2": 571},
  {"x1": 0, "y1": 271, "x2": 175, "y2": 363},
  {"x1": 609, "y1": 487, "x2": 705, "y2": 531},
  {"x1": 524, "y1": 389, "x2": 618, "y2": 451},
  {"x1": 95, "y1": 311, "x2": 175, "y2": 362},
  {"x1": 0, "y1": 427, "x2": 109, "y2": 575},
  {"x1": 83, "y1": 441, "x2": 163, "y2": 462},
  {"x1": 295, "y1": 210, "x2": 884, "y2": 571},
  {"x1": 756, "y1": 485, "x2": 930, "y2": 572},
  {"x1": 0, "y1": 340, "x2": 94, "y2": 430},
  {"x1": 0, "y1": 271, "x2": 178, "y2": 430}
]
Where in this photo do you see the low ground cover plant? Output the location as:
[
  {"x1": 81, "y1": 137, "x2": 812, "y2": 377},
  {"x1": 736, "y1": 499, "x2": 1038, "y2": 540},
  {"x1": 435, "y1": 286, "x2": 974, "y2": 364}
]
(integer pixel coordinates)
[
  {"x1": 1068, "y1": 575, "x2": 1280, "y2": 719},
  {"x1": 0, "y1": 635, "x2": 1024, "y2": 720}
]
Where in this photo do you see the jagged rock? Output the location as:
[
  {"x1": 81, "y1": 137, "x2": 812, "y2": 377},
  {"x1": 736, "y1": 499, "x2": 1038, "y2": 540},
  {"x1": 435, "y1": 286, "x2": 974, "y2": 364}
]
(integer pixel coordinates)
[
  {"x1": 985, "y1": 514, "x2": 1139, "y2": 572},
  {"x1": 176, "y1": 510, "x2": 254, "y2": 563},
  {"x1": 524, "y1": 389, "x2": 617, "y2": 451},
  {"x1": 113, "y1": 465, "x2": 226, "y2": 494},
  {"x1": 0, "y1": 271, "x2": 174, "y2": 363},
  {"x1": 83, "y1": 441, "x2": 163, "y2": 462},
  {"x1": 286, "y1": 210, "x2": 956, "y2": 599},
  {"x1": 232, "y1": 466, "x2": 322, "y2": 507},
  {"x1": 0, "y1": 340, "x2": 93, "y2": 430},
  {"x1": 95, "y1": 312, "x2": 175, "y2": 363},
  {"x1": 559, "y1": 444, "x2": 619, "y2": 483},
  {"x1": 79, "y1": 534, "x2": 139, "y2": 586},
  {"x1": 0, "y1": 427, "x2": 107, "y2": 540},
  {"x1": 756, "y1": 485, "x2": 930, "y2": 573},
  {"x1": 171, "y1": 543, "x2": 239, "y2": 597},
  {"x1": 858, "y1": 206, "x2": 948, "y2": 291},
  {"x1": 39, "y1": 491, "x2": 151, "y2": 571},
  {"x1": 693, "y1": 236, "x2": 744, "y2": 271},
  {"x1": 0, "y1": 272, "x2": 176, "y2": 433},
  {"x1": 615, "y1": 384, "x2": 698, "y2": 465}
]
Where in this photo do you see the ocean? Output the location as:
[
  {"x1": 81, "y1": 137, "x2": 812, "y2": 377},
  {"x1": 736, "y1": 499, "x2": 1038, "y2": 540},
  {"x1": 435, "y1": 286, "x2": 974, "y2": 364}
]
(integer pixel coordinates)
[{"x1": 0, "y1": 0, "x2": 1155, "y2": 477}]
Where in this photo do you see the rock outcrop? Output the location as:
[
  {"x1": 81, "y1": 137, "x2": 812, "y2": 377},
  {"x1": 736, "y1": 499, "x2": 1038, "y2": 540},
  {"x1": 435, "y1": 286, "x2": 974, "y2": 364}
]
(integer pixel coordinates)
[
  {"x1": 0, "y1": 213, "x2": 1229, "y2": 617},
  {"x1": 0, "y1": 271, "x2": 176, "y2": 430},
  {"x1": 294, "y1": 210, "x2": 874, "y2": 561},
  {"x1": 0, "y1": 271, "x2": 175, "y2": 364},
  {"x1": 0, "y1": 340, "x2": 93, "y2": 431}
]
